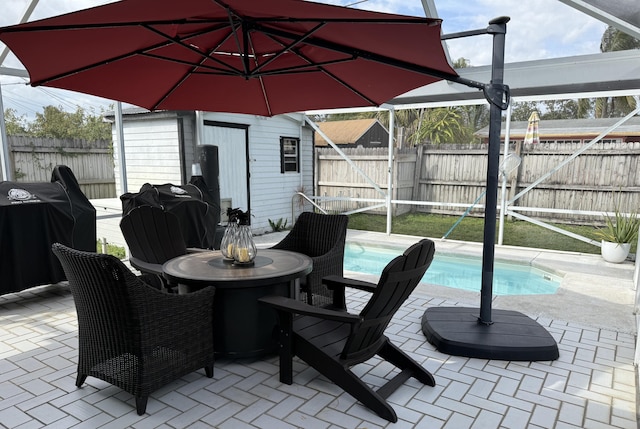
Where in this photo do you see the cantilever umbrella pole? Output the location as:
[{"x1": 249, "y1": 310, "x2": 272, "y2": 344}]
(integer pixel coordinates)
[
  {"x1": 440, "y1": 17, "x2": 511, "y2": 325},
  {"x1": 424, "y1": 18, "x2": 557, "y2": 361},
  {"x1": 479, "y1": 16, "x2": 510, "y2": 325}
]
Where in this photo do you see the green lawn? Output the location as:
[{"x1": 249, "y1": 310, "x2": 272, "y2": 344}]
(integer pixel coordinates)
[
  {"x1": 96, "y1": 240, "x2": 127, "y2": 259},
  {"x1": 101, "y1": 212, "x2": 628, "y2": 259},
  {"x1": 347, "y1": 212, "x2": 616, "y2": 254}
]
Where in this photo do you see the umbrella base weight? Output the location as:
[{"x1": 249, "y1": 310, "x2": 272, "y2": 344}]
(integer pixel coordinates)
[{"x1": 422, "y1": 307, "x2": 559, "y2": 361}]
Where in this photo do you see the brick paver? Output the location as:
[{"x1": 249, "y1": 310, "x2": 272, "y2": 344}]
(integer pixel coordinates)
[{"x1": 0, "y1": 283, "x2": 636, "y2": 428}]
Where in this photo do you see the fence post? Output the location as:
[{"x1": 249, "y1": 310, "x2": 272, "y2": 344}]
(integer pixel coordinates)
[
  {"x1": 507, "y1": 140, "x2": 522, "y2": 220},
  {"x1": 0, "y1": 85, "x2": 12, "y2": 181},
  {"x1": 411, "y1": 145, "x2": 423, "y2": 208},
  {"x1": 635, "y1": 225, "x2": 639, "y2": 367},
  {"x1": 634, "y1": 224, "x2": 639, "y2": 307}
]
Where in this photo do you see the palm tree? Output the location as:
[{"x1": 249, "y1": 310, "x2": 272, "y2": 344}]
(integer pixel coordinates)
[
  {"x1": 596, "y1": 26, "x2": 640, "y2": 118},
  {"x1": 412, "y1": 108, "x2": 464, "y2": 144},
  {"x1": 319, "y1": 58, "x2": 489, "y2": 145},
  {"x1": 373, "y1": 108, "x2": 423, "y2": 146}
]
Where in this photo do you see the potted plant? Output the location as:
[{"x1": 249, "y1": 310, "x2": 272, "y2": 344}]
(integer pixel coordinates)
[{"x1": 595, "y1": 198, "x2": 639, "y2": 263}]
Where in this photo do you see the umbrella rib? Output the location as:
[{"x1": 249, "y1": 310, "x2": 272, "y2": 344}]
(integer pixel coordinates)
[
  {"x1": 215, "y1": 1, "x2": 273, "y2": 115},
  {"x1": 28, "y1": 23, "x2": 238, "y2": 86},
  {"x1": 249, "y1": 22, "x2": 326, "y2": 76},
  {"x1": 145, "y1": 23, "x2": 243, "y2": 110},
  {"x1": 0, "y1": 16, "x2": 437, "y2": 34},
  {"x1": 150, "y1": 73, "x2": 192, "y2": 111},
  {"x1": 247, "y1": 22, "x2": 378, "y2": 105},
  {"x1": 139, "y1": 52, "x2": 239, "y2": 75},
  {"x1": 142, "y1": 24, "x2": 243, "y2": 75},
  {"x1": 232, "y1": 58, "x2": 352, "y2": 77},
  {"x1": 31, "y1": 49, "x2": 144, "y2": 86},
  {"x1": 216, "y1": 2, "x2": 251, "y2": 76},
  {"x1": 256, "y1": 24, "x2": 460, "y2": 84},
  {"x1": 242, "y1": 24, "x2": 272, "y2": 116},
  {"x1": 132, "y1": 21, "x2": 251, "y2": 109},
  {"x1": 242, "y1": 22, "x2": 252, "y2": 77},
  {"x1": 294, "y1": 50, "x2": 378, "y2": 106}
]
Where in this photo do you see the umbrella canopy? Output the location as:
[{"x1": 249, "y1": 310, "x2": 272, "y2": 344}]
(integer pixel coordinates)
[
  {"x1": 0, "y1": 0, "x2": 458, "y2": 117},
  {"x1": 523, "y1": 111, "x2": 540, "y2": 144}
]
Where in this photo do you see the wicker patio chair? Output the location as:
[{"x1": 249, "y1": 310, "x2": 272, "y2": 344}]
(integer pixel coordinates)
[
  {"x1": 270, "y1": 212, "x2": 348, "y2": 307},
  {"x1": 260, "y1": 239, "x2": 436, "y2": 422},
  {"x1": 52, "y1": 243, "x2": 215, "y2": 415}
]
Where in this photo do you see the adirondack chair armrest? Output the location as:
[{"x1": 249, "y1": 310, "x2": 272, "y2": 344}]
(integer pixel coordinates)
[
  {"x1": 129, "y1": 256, "x2": 164, "y2": 277},
  {"x1": 259, "y1": 295, "x2": 361, "y2": 324},
  {"x1": 323, "y1": 274, "x2": 377, "y2": 293}
]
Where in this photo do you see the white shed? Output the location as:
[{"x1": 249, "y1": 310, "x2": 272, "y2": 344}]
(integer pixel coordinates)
[{"x1": 108, "y1": 109, "x2": 314, "y2": 235}]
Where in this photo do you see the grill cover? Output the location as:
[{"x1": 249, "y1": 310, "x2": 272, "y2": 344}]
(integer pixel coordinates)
[
  {"x1": 120, "y1": 176, "x2": 220, "y2": 249},
  {"x1": 0, "y1": 165, "x2": 96, "y2": 294}
]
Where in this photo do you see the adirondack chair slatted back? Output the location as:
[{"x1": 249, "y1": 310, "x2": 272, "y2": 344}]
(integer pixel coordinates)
[
  {"x1": 342, "y1": 239, "x2": 435, "y2": 360},
  {"x1": 120, "y1": 205, "x2": 188, "y2": 265}
]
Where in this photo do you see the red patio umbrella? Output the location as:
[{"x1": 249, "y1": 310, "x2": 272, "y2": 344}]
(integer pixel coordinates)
[{"x1": 0, "y1": 0, "x2": 458, "y2": 116}]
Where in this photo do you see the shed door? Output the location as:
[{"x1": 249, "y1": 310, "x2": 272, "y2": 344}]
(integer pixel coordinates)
[{"x1": 202, "y1": 122, "x2": 249, "y2": 214}]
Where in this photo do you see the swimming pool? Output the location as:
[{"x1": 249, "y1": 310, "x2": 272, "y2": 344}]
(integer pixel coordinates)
[{"x1": 344, "y1": 242, "x2": 560, "y2": 296}]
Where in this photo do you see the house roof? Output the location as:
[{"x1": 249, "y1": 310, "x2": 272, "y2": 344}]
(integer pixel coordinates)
[
  {"x1": 314, "y1": 118, "x2": 385, "y2": 146},
  {"x1": 475, "y1": 116, "x2": 640, "y2": 139}
]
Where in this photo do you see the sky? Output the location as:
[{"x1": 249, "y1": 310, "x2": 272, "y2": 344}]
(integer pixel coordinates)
[{"x1": 0, "y1": 0, "x2": 608, "y2": 119}]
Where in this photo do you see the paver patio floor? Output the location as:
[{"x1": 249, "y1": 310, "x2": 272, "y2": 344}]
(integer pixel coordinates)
[{"x1": 0, "y1": 274, "x2": 636, "y2": 428}]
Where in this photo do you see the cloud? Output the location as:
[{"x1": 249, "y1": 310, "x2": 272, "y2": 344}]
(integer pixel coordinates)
[
  {"x1": 326, "y1": 0, "x2": 608, "y2": 66},
  {"x1": 439, "y1": 0, "x2": 608, "y2": 66}
]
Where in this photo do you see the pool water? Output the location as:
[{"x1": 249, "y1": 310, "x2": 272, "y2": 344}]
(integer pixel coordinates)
[{"x1": 344, "y1": 242, "x2": 560, "y2": 296}]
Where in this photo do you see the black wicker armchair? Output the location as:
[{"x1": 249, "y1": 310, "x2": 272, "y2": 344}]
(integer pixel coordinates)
[
  {"x1": 270, "y1": 212, "x2": 348, "y2": 307},
  {"x1": 51, "y1": 243, "x2": 215, "y2": 415}
]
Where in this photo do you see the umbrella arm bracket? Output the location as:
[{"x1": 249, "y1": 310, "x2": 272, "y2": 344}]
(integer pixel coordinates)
[{"x1": 483, "y1": 83, "x2": 510, "y2": 110}]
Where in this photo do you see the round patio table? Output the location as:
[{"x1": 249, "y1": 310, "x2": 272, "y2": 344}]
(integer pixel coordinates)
[{"x1": 163, "y1": 249, "x2": 312, "y2": 358}]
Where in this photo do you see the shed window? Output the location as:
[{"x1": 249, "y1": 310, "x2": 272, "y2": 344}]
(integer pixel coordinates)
[{"x1": 280, "y1": 137, "x2": 300, "y2": 173}]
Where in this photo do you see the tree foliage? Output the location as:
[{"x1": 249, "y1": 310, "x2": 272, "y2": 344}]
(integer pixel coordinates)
[
  {"x1": 3, "y1": 109, "x2": 29, "y2": 135},
  {"x1": 3, "y1": 105, "x2": 112, "y2": 140},
  {"x1": 315, "y1": 57, "x2": 490, "y2": 145},
  {"x1": 412, "y1": 108, "x2": 463, "y2": 144},
  {"x1": 511, "y1": 99, "x2": 592, "y2": 122},
  {"x1": 595, "y1": 26, "x2": 640, "y2": 118},
  {"x1": 601, "y1": 25, "x2": 640, "y2": 52}
]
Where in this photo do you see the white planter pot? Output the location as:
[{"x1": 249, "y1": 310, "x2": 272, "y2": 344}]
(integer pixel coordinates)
[{"x1": 600, "y1": 240, "x2": 631, "y2": 263}]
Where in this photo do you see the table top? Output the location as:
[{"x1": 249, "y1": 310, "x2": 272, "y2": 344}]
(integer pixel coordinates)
[{"x1": 162, "y1": 249, "x2": 313, "y2": 288}]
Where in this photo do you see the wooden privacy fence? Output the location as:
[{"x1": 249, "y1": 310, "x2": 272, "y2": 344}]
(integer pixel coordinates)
[
  {"x1": 316, "y1": 141, "x2": 640, "y2": 224},
  {"x1": 6, "y1": 136, "x2": 116, "y2": 199}
]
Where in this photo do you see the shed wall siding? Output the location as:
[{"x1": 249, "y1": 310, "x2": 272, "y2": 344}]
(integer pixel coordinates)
[
  {"x1": 113, "y1": 111, "x2": 313, "y2": 234},
  {"x1": 113, "y1": 117, "x2": 183, "y2": 195},
  {"x1": 193, "y1": 112, "x2": 313, "y2": 234}
]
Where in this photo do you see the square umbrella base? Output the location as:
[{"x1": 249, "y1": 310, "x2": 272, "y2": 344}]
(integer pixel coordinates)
[{"x1": 422, "y1": 307, "x2": 559, "y2": 361}]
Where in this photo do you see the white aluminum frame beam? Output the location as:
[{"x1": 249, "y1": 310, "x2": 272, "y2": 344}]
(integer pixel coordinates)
[{"x1": 387, "y1": 49, "x2": 640, "y2": 109}]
